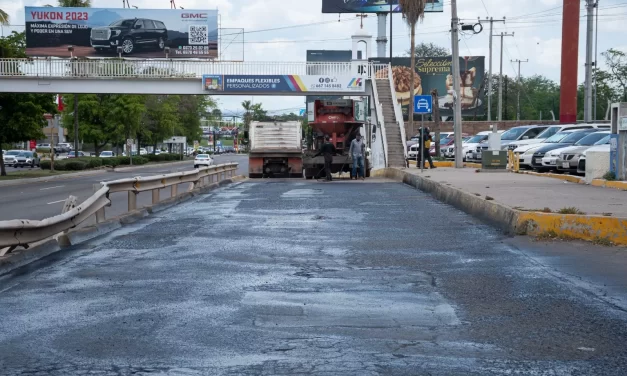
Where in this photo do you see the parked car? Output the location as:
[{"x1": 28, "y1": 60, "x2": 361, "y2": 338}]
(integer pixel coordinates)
[
  {"x1": 516, "y1": 130, "x2": 583, "y2": 169},
  {"x1": 531, "y1": 130, "x2": 600, "y2": 171},
  {"x1": 14, "y1": 151, "x2": 40, "y2": 168},
  {"x1": 577, "y1": 143, "x2": 610, "y2": 175},
  {"x1": 37, "y1": 143, "x2": 51, "y2": 149},
  {"x1": 139, "y1": 148, "x2": 148, "y2": 156},
  {"x1": 2, "y1": 150, "x2": 23, "y2": 167},
  {"x1": 472, "y1": 126, "x2": 546, "y2": 161},
  {"x1": 556, "y1": 132, "x2": 611, "y2": 174},
  {"x1": 67, "y1": 151, "x2": 88, "y2": 158},
  {"x1": 54, "y1": 143, "x2": 73, "y2": 154},
  {"x1": 91, "y1": 18, "x2": 168, "y2": 55},
  {"x1": 99, "y1": 151, "x2": 115, "y2": 158},
  {"x1": 507, "y1": 123, "x2": 611, "y2": 151},
  {"x1": 194, "y1": 154, "x2": 213, "y2": 168},
  {"x1": 154, "y1": 150, "x2": 162, "y2": 155}
]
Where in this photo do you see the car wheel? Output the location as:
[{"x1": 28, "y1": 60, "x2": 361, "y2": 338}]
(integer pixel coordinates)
[
  {"x1": 122, "y1": 38, "x2": 135, "y2": 54},
  {"x1": 194, "y1": 165, "x2": 198, "y2": 168},
  {"x1": 157, "y1": 37, "x2": 165, "y2": 50}
]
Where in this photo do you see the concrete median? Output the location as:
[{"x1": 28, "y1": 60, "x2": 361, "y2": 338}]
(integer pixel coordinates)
[{"x1": 373, "y1": 168, "x2": 627, "y2": 246}]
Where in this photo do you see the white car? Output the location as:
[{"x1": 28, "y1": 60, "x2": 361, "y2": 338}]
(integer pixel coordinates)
[
  {"x1": 139, "y1": 148, "x2": 148, "y2": 155},
  {"x1": 453, "y1": 132, "x2": 491, "y2": 160},
  {"x1": 99, "y1": 151, "x2": 114, "y2": 158},
  {"x1": 507, "y1": 123, "x2": 611, "y2": 151},
  {"x1": 515, "y1": 130, "x2": 582, "y2": 169},
  {"x1": 194, "y1": 154, "x2": 213, "y2": 168},
  {"x1": 2, "y1": 150, "x2": 23, "y2": 167}
]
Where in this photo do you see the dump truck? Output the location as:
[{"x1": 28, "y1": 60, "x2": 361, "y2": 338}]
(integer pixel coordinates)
[
  {"x1": 248, "y1": 121, "x2": 303, "y2": 178},
  {"x1": 302, "y1": 99, "x2": 370, "y2": 179}
]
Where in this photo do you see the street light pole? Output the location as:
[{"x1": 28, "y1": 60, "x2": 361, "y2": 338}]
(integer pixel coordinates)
[
  {"x1": 511, "y1": 59, "x2": 529, "y2": 121},
  {"x1": 451, "y1": 0, "x2": 463, "y2": 168}
]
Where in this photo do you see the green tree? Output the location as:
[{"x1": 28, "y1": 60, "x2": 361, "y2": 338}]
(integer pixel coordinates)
[
  {"x1": 242, "y1": 100, "x2": 253, "y2": 131},
  {"x1": 0, "y1": 8, "x2": 9, "y2": 25},
  {"x1": 0, "y1": 31, "x2": 56, "y2": 176},
  {"x1": 141, "y1": 95, "x2": 181, "y2": 151},
  {"x1": 57, "y1": 0, "x2": 91, "y2": 6},
  {"x1": 602, "y1": 49, "x2": 627, "y2": 102},
  {"x1": 406, "y1": 42, "x2": 449, "y2": 58},
  {"x1": 399, "y1": 0, "x2": 426, "y2": 145},
  {"x1": 0, "y1": 94, "x2": 56, "y2": 176}
]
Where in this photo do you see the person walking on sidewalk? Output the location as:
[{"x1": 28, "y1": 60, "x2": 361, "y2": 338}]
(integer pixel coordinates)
[
  {"x1": 315, "y1": 135, "x2": 337, "y2": 181},
  {"x1": 350, "y1": 133, "x2": 366, "y2": 180},
  {"x1": 422, "y1": 127, "x2": 436, "y2": 169}
]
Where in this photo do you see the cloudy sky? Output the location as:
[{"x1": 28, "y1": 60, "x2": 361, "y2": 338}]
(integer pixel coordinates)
[{"x1": 3, "y1": 0, "x2": 627, "y2": 118}]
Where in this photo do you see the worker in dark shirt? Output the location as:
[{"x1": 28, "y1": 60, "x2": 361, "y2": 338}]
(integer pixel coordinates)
[{"x1": 315, "y1": 135, "x2": 337, "y2": 181}]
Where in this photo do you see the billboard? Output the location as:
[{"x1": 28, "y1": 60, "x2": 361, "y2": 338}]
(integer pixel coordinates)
[
  {"x1": 368, "y1": 56, "x2": 486, "y2": 119},
  {"x1": 306, "y1": 50, "x2": 353, "y2": 106},
  {"x1": 203, "y1": 75, "x2": 366, "y2": 93},
  {"x1": 322, "y1": 0, "x2": 443, "y2": 13},
  {"x1": 25, "y1": 7, "x2": 218, "y2": 58}
]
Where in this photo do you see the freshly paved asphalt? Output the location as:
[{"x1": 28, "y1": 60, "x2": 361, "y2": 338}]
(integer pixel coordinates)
[
  {"x1": 0, "y1": 179, "x2": 626, "y2": 375},
  {"x1": 0, "y1": 154, "x2": 248, "y2": 222}
]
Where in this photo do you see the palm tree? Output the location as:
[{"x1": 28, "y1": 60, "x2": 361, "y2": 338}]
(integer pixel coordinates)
[
  {"x1": 57, "y1": 0, "x2": 92, "y2": 155},
  {"x1": 398, "y1": 0, "x2": 426, "y2": 139},
  {"x1": 0, "y1": 9, "x2": 9, "y2": 26}
]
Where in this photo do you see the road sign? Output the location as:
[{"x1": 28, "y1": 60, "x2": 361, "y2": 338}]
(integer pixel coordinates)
[
  {"x1": 413, "y1": 95, "x2": 433, "y2": 114},
  {"x1": 299, "y1": 108, "x2": 306, "y2": 116}
]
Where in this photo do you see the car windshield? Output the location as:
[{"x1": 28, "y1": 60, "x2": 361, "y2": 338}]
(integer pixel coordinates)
[
  {"x1": 197, "y1": 154, "x2": 209, "y2": 159},
  {"x1": 101, "y1": 152, "x2": 112, "y2": 156},
  {"x1": 545, "y1": 132, "x2": 572, "y2": 143},
  {"x1": 466, "y1": 135, "x2": 486, "y2": 143},
  {"x1": 110, "y1": 19, "x2": 136, "y2": 28},
  {"x1": 575, "y1": 133, "x2": 609, "y2": 146},
  {"x1": 5, "y1": 151, "x2": 21, "y2": 156},
  {"x1": 17, "y1": 152, "x2": 31, "y2": 157},
  {"x1": 594, "y1": 135, "x2": 611, "y2": 145},
  {"x1": 536, "y1": 126, "x2": 563, "y2": 139},
  {"x1": 561, "y1": 132, "x2": 594, "y2": 144},
  {"x1": 501, "y1": 127, "x2": 530, "y2": 140}
]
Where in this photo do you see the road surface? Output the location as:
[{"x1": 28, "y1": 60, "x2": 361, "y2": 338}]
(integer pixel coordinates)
[
  {"x1": 0, "y1": 154, "x2": 247, "y2": 221},
  {"x1": 1, "y1": 179, "x2": 626, "y2": 375}
]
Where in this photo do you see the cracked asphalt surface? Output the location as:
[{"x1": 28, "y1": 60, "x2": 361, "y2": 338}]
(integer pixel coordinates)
[{"x1": 1, "y1": 179, "x2": 626, "y2": 375}]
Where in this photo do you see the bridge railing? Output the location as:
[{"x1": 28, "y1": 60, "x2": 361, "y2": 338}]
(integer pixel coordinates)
[
  {"x1": 0, "y1": 58, "x2": 390, "y2": 79},
  {"x1": 0, "y1": 163, "x2": 238, "y2": 254}
]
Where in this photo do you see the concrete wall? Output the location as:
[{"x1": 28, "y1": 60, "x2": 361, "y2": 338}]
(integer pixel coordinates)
[
  {"x1": 366, "y1": 80, "x2": 386, "y2": 169},
  {"x1": 586, "y1": 150, "x2": 611, "y2": 183}
]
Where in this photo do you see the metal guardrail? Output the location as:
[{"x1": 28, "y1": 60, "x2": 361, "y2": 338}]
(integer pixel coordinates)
[
  {"x1": 0, "y1": 163, "x2": 238, "y2": 254},
  {"x1": 0, "y1": 59, "x2": 389, "y2": 80}
]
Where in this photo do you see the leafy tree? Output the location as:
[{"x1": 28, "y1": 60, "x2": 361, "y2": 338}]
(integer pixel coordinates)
[
  {"x1": 399, "y1": 0, "x2": 426, "y2": 146},
  {"x1": 57, "y1": 0, "x2": 91, "y2": 6},
  {"x1": 0, "y1": 31, "x2": 56, "y2": 176},
  {"x1": 602, "y1": 49, "x2": 627, "y2": 102},
  {"x1": 406, "y1": 42, "x2": 449, "y2": 58},
  {"x1": 141, "y1": 95, "x2": 180, "y2": 151},
  {"x1": 0, "y1": 94, "x2": 56, "y2": 175},
  {"x1": 242, "y1": 100, "x2": 253, "y2": 131}
]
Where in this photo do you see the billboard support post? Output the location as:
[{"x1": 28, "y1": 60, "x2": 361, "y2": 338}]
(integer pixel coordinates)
[{"x1": 451, "y1": 0, "x2": 463, "y2": 169}]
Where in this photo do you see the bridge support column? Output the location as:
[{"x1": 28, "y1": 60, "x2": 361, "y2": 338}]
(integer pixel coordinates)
[
  {"x1": 152, "y1": 189, "x2": 160, "y2": 204},
  {"x1": 560, "y1": 0, "x2": 580, "y2": 123},
  {"x1": 128, "y1": 191, "x2": 137, "y2": 211}
]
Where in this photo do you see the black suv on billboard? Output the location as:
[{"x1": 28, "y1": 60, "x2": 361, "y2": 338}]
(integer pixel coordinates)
[{"x1": 90, "y1": 18, "x2": 168, "y2": 55}]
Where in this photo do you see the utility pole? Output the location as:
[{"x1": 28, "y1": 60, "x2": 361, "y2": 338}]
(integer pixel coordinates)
[
  {"x1": 389, "y1": 2, "x2": 393, "y2": 61},
  {"x1": 482, "y1": 17, "x2": 506, "y2": 122},
  {"x1": 495, "y1": 32, "x2": 514, "y2": 121},
  {"x1": 451, "y1": 0, "x2": 463, "y2": 168},
  {"x1": 584, "y1": 0, "x2": 598, "y2": 122},
  {"x1": 511, "y1": 59, "x2": 529, "y2": 121},
  {"x1": 594, "y1": 0, "x2": 600, "y2": 120}
]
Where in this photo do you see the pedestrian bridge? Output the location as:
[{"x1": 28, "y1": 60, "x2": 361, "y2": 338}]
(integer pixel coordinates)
[{"x1": 0, "y1": 58, "x2": 387, "y2": 95}]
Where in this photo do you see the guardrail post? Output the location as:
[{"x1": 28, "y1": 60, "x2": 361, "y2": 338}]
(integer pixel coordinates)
[
  {"x1": 128, "y1": 191, "x2": 137, "y2": 211},
  {"x1": 152, "y1": 189, "x2": 160, "y2": 204},
  {"x1": 171, "y1": 184, "x2": 178, "y2": 198},
  {"x1": 93, "y1": 184, "x2": 106, "y2": 223}
]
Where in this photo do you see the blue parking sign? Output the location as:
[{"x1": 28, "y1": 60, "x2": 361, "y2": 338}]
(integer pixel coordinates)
[{"x1": 413, "y1": 95, "x2": 433, "y2": 114}]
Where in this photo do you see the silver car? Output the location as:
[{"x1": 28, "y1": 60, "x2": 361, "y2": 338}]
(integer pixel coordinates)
[
  {"x1": 14, "y1": 151, "x2": 41, "y2": 168},
  {"x1": 556, "y1": 132, "x2": 610, "y2": 173}
]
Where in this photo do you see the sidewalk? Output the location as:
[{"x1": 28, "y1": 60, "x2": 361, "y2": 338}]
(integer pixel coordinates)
[{"x1": 400, "y1": 167, "x2": 627, "y2": 217}]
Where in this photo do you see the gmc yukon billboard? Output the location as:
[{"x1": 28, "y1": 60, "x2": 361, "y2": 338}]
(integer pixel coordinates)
[{"x1": 25, "y1": 7, "x2": 218, "y2": 58}]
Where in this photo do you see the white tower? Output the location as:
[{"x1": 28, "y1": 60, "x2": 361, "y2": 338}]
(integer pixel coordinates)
[{"x1": 351, "y1": 29, "x2": 372, "y2": 77}]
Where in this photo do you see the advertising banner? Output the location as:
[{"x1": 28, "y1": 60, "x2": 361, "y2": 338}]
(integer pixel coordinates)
[
  {"x1": 25, "y1": 7, "x2": 218, "y2": 58},
  {"x1": 322, "y1": 0, "x2": 443, "y2": 13},
  {"x1": 203, "y1": 75, "x2": 365, "y2": 93},
  {"x1": 369, "y1": 56, "x2": 485, "y2": 119}
]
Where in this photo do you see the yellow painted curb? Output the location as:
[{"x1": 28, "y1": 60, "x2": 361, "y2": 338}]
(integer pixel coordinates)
[
  {"x1": 407, "y1": 160, "x2": 480, "y2": 168},
  {"x1": 591, "y1": 179, "x2": 627, "y2": 191},
  {"x1": 517, "y1": 212, "x2": 627, "y2": 245},
  {"x1": 519, "y1": 170, "x2": 583, "y2": 184}
]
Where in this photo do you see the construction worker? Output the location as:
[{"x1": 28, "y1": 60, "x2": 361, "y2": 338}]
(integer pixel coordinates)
[
  {"x1": 315, "y1": 135, "x2": 337, "y2": 181},
  {"x1": 422, "y1": 127, "x2": 436, "y2": 169},
  {"x1": 350, "y1": 133, "x2": 366, "y2": 180}
]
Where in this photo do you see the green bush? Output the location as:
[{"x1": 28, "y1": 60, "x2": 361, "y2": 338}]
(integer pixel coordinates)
[
  {"x1": 134, "y1": 156, "x2": 148, "y2": 165},
  {"x1": 147, "y1": 153, "x2": 166, "y2": 162},
  {"x1": 40, "y1": 160, "x2": 51, "y2": 170},
  {"x1": 86, "y1": 158, "x2": 103, "y2": 169},
  {"x1": 64, "y1": 160, "x2": 87, "y2": 171},
  {"x1": 36, "y1": 148, "x2": 51, "y2": 154}
]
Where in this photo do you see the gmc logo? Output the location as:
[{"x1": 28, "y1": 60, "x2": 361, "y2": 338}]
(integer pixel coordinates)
[{"x1": 182, "y1": 13, "x2": 207, "y2": 19}]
